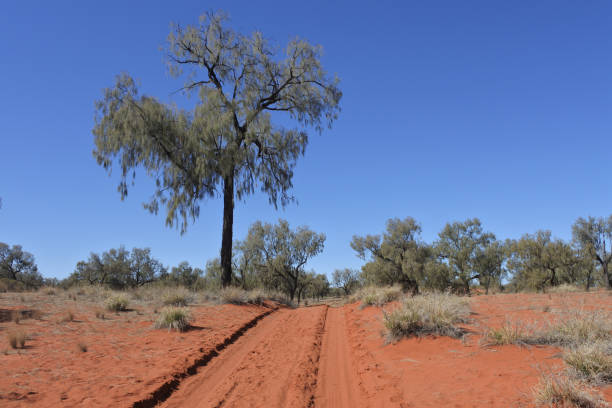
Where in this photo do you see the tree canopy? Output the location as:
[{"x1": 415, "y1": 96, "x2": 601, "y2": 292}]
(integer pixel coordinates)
[{"x1": 93, "y1": 10, "x2": 341, "y2": 287}]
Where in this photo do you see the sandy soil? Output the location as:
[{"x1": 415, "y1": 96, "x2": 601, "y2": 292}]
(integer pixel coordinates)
[{"x1": 1, "y1": 290, "x2": 611, "y2": 407}]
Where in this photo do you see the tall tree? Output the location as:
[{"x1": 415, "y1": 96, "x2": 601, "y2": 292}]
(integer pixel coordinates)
[
  {"x1": 93, "y1": 11, "x2": 341, "y2": 287},
  {"x1": 332, "y1": 268, "x2": 360, "y2": 295},
  {"x1": 435, "y1": 218, "x2": 495, "y2": 294},
  {"x1": 572, "y1": 216, "x2": 612, "y2": 288}
]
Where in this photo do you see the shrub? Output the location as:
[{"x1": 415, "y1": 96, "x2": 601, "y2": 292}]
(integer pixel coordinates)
[
  {"x1": 154, "y1": 307, "x2": 192, "y2": 331},
  {"x1": 95, "y1": 310, "x2": 105, "y2": 319},
  {"x1": 105, "y1": 295, "x2": 129, "y2": 312},
  {"x1": 533, "y1": 373, "x2": 606, "y2": 408},
  {"x1": 564, "y1": 342, "x2": 612, "y2": 384},
  {"x1": 218, "y1": 287, "x2": 250, "y2": 304},
  {"x1": 383, "y1": 293, "x2": 470, "y2": 341},
  {"x1": 7, "y1": 330, "x2": 27, "y2": 349},
  {"x1": 40, "y1": 287, "x2": 56, "y2": 296}
]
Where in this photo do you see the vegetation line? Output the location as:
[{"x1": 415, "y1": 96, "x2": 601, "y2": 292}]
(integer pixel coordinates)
[{"x1": 131, "y1": 306, "x2": 277, "y2": 408}]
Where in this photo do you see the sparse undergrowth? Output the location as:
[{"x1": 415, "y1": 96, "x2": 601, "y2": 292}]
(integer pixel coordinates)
[
  {"x1": 105, "y1": 294, "x2": 129, "y2": 312},
  {"x1": 534, "y1": 373, "x2": 608, "y2": 408},
  {"x1": 383, "y1": 293, "x2": 470, "y2": 341},
  {"x1": 154, "y1": 307, "x2": 192, "y2": 331}
]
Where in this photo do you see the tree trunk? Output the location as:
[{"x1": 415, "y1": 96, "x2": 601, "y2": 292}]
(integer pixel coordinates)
[
  {"x1": 220, "y1": 171, "x2": 235, "y2": 288},
  {"x1": 603, "y1": 262, "x2": 612, "y2": 289}
]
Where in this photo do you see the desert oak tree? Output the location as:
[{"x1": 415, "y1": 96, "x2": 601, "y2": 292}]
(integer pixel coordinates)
[{"x1": 92, "y1": 11, "x2": 341, "y2": 287}]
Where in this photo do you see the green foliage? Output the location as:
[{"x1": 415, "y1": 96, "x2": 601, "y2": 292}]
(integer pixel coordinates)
[
  {"x1": 71, "y1": 246, "x2": 166, "y2": 289},
  {"x1": 0, "y1": 243, "x2": 43, "y2": 289},
  {"x1": 351, "y1": 217, "x2": 430, "y2": 293},
  {"x1": 435, "y1": 218, "x2": 496, "y2": 294},
  {"x1": 572, "y1": 216, "x2": 612, "y2": 288},
  {"x1": 235, "y1": 219, "x2": 325, "y2": 301},
  {"x1": 507, "y1": 231, "x2": 583, "y2": 292},
  {"x1": 165, "y1": 261, "x2": 203, "y2": 288}
]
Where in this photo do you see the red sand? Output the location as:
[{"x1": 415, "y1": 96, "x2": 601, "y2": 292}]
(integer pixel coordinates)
[{"x1": 1, "y1": 291, "x2": 611, "y2": 407}]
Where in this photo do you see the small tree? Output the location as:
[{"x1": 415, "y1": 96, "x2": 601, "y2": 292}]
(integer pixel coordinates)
[
  {"x1": 0, "y1": 243, "x2": 43, "y2": 289},
  {"x1": 92, "y1": 11, "x2": 341, "y2": 288},
  {"x1": 243, "y1": 219, "x2": 325, "y2": 300},
  {"x1": 351, "y1": 217, "x2": 429, "y2": 294},
  {"x1": 332, "y1": 268, "x2": 360, "y2": 295},
  {"x1": 435, "y1": 218, "x2": 495, "y2": 294},
  {"x1": 572, "y1": 216, "x2": 612, "y2": 289}
]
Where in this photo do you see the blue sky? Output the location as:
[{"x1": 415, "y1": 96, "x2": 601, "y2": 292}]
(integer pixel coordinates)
[{"x1": 1, "y1": 1, "x2": 611, "y2": 279}]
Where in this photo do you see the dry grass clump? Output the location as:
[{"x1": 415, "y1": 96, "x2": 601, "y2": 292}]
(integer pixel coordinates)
[
  {"x1": 533, "y1": 373, "x2": 607, "y2": 408},
  {"x1": 105, "y1": 294, "x2": 129, "y2": 312},
  {"x1": 564, "y1": 342, "x2": 612, "y2": 384},
  {"x1": 484, "y1": 321, "x2": 530, "y2": 346},
  {"x1": 383, "y1": 293, "x2": 470, "y2": 341},
  {"x1": 529, "y1": 311, "x2": 611, "y2": 347},
  {"x1": 354, "y1": 286, "x2": 403, "y2": 307},
  {"x1": 154, "y1": 307, "x2": 192, "y2": 331},
  {"x1": 95, "y1": 309, "x2": 106, "y2": 319},
  {"x1": 7, "y1": 330, "x2": 27, "y2": 349},
  {"x1": 486, "y1": 311, "x2": 611, "y2": 348},
  {"x1": 162, "y1": 290, "x2": 192, "y2": 307},
  {"x1": 76, "y1": 341, "x2": 88, "y2": 352}
]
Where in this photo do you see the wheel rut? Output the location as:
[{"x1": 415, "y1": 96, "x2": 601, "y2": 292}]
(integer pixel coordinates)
[{"x1": 158, "y1": 305, "x2": 328, "y2": 408}]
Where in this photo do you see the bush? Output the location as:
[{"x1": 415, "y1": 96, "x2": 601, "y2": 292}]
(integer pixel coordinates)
[
  {"x1": 354, "y1": 286, "x2": 403, "y2": 307},
  {"x1": 105, "y1": 294, "x2": 129, "y2": 312},
  {"x1": 533, "y1": 373, "x2": 606, "y2": 408},
  {"x1": 7, "y1": 330, "x2": 27, "y2": 349},
  {"x1": 154, "y1": 307, "x2": 192, "y2": 331},
  {"x1": 564, "y1": 341, "x2": 612, "y2": 384},
  {"x1": 383, "y1": 293, "x2": 470, "y2": 341}
]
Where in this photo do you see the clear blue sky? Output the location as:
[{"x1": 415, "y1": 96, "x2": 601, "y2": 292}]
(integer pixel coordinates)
[{"x1": 1, "y1": 1, "x2": 611, "y2": 280}]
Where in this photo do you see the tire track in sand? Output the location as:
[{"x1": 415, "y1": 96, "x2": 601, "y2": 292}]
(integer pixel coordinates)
[
  {"x1": 314, "y1": 306, "x2": 365, "y2": 408},
  {"x1": 159, "y1": 306, "x2": 328, "y2": 408}
]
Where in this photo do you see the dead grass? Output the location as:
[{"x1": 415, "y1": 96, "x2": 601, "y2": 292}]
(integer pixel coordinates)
[
  {"x1": 162, "y1": 290, "x2": 192, "y2": 307},
  {"x1": 483, "y1": 320, "x2": 531, "y2": 346},
  {"x1": 383, "y1": 293, "x2": 470, "y2": 341},
  {"x1": 7, "y1": 330, "x2": 27, "y2": 349},
  {"x1": 533, "y1": 373, "x2": 608, "y2": 408}
]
